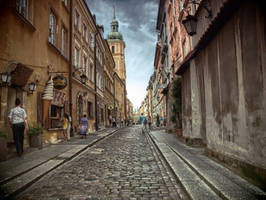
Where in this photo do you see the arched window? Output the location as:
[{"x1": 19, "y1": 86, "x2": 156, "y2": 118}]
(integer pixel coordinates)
[{"x1": 112, "y1": 46, "x2": 115, "y2": 53}]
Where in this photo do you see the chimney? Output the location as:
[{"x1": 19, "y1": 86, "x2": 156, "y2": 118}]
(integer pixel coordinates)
[
  {"x1": 97, "y1": 25, "x2": 104, "y2": 37},
  {"x1": 93, "y1": 14, "x2": 96, "y2": 23}
]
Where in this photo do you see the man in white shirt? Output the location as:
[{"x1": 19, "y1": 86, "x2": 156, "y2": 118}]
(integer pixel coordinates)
[{"x1": 8, "y1": 98, "x2": 28, "y2": 157}]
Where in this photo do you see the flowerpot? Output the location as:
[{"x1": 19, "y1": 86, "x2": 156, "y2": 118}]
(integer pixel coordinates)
[
  {"x1": 176, "y1": 129, "x2": 182, "y2": 137},
  {"x1": 0, "y1": 138, "x2": 8, "y2": 161},
  {"x1": 29, "y1": 134, "x2": 42, "y2": 148}
]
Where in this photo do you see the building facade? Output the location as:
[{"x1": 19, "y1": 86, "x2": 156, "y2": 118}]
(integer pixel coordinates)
[
  {"x1": 0, "y1": 0, "x2": 70, "y2": 150},
  {"x1": 71, "y1": 0, "x2": 97, "y2": 133},
  {"x1": 103, "y1": 39, "x2": 115, "y2": 127},
  {"x1": 177, "y1": 0, "x2": 266, "y2": 188}
]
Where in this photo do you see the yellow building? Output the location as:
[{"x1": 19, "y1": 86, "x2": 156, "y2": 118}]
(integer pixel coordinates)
[
  {"x1": 0, "y1": 0, "x2": 70, "y2": 152},
  {"x1": 106, "y1": 9, "x2": 127, "y2": 123}
]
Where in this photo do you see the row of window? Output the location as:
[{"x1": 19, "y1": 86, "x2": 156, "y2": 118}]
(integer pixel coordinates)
[
  {"x1": 74, "y1": 9, "x2": 94, "y2": 45},
  {"x1": 48, "y1": 11, "x2": 68, "y2": 58}
]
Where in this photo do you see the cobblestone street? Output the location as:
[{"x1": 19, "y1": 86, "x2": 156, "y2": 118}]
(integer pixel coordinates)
[{"x1": 17, "y1": 127, "x2": 188, "y2": 200}]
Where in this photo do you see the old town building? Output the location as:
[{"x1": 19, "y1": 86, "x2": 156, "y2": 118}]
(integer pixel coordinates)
[
  {"x1": 177, "y1": 0, "x2": 266, "y2": 188},
  {"x1": 126, "y1": 98, "x2": 134, "y2": 123},
  {"x1": 0, "y1": 0, "x2": 71, "y2": 153},
  {"x1": 71, "y1": 0, "x2": 97, "y2": 133},
  {"x1": 103, "y1": 39, "x2": 115, "y2": 127},
  {"x1": 107, "y1": 10, "x2": 127, "y2": 124},
  {"x1": 0, "y1": 0, "x2": 131, "y2": 160}
]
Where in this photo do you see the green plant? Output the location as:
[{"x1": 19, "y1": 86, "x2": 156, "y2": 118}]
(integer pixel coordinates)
[
  {"x1": 0, "y1": 131, "x2": 7, "y2": 139},
  {"x1": 171, "y1": 78, "x2": 182, "y2": 128},
  {"x1": 28, "y1": 123, "x2": 43, "y2": 135}
]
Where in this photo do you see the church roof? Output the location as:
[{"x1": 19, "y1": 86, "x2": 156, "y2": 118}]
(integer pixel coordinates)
[{"x1": 107, "y1": 6, "x2": 123, "y2": 41}]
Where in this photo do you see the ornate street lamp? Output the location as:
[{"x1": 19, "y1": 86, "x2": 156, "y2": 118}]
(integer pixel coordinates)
[
  {"x1": 182, "y1": 0, "x2": 212, "y2": 36},
  {"x1": 182, "y1": 14, "x2": 197, "y2": 36},
  {"x1": 80, "y1": 74, "x2": 87, "y2": 84},
  {"x1": 28, "y1": 82, "x2": 37, "y2": 94}
]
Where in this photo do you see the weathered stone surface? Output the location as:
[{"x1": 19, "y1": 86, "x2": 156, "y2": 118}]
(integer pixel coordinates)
[{"x1": 16, "y1": 127, "x2": 188, "y2": 199}]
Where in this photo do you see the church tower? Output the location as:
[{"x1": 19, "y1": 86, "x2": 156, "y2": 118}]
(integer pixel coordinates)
[{"x1": 107, "y1": 7, "x2": 126, "y2": 82}]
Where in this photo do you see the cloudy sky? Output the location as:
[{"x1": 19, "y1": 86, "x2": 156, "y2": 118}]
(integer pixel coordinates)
[{"x1": 86, "y1": 0, "x2": 159, "y2": 109}]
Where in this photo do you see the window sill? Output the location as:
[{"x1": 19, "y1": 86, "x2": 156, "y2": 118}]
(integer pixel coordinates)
[
  {"x1": 47, "y1": 41, "x2": 61, "y2": 55},
  {"x1": 62, "y1": 2, "x2": 70, "y2": 13},
  {"x1": 14, "y1": 9, "x2": 36, "y2": 31},
  {"x1": 61, "y1": 53, "x2": 69, "y2": 63}
]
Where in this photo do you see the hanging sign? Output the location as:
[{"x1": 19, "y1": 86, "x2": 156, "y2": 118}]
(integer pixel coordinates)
[{"x1": 53, "y1": 75, "x2": 67, "y2": 90}]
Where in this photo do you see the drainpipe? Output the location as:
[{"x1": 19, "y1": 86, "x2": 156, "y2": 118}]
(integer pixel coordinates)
[
  {"x1": 69, "y1": 0, "x2": 73, "y2": 135},
  {"x1": 94, "y1": 31, "x2": 99, "y2": 131}
]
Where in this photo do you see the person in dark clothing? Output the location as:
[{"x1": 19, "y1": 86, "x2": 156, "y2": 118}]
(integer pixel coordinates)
[
  {"x1": 156, "y1": 114, "x2": 160, "y2": 127},
  {"x1": 8, "y1": 98, "x2": 28, "y2": 157}
]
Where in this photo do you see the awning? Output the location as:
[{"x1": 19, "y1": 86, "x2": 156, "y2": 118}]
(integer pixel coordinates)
[{"x1": 11, "y1": 63, "x2": 34, "y2": 87}]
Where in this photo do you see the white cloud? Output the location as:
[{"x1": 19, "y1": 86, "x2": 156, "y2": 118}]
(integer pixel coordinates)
[{"x1": 86, "y1": 0, "x2": 158, "y2": 108}]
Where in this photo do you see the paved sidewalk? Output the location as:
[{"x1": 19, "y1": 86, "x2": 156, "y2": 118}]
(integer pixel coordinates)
[
  {"x1": 149, "y1": 130, "x2": 266, "y2": 200},
  {"x1": 0, "y1": 128, "x2": 118, "y2": 199}
]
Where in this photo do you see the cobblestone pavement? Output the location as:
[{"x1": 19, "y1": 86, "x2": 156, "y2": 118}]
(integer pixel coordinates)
[{"x1": 17, "y1": 126, "x2": 189, "y2": 200}]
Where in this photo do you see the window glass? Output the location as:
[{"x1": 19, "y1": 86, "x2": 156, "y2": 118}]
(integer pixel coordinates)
[{"x1": 49, "y1": 12, "x2": 56, "y2": 45}]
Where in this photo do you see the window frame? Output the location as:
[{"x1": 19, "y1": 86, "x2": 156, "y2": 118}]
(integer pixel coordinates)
[
  {"x1": 74, "y1": 47, "x2": 80, "y2": 69},
  {"x1": 61, "y1": 27, "x2": 67, "y2": 56},
  {"x1": 49, "y1": 11, "x2": 57, "y2": 46},
  {"x1": 74, "y1": 9, "x2": 80, "y2": 31}
]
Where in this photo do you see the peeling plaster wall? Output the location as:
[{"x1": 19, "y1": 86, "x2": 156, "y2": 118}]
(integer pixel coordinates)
[
  {"x1": 190, "y1": 60, "x2": 201, "y2": 139},
  {"x1": 182, "y1": 67, "x2": 192, "y2": 138},
  {"x1": 186, "y1": 1, "x2": 266, "y2": 168}
]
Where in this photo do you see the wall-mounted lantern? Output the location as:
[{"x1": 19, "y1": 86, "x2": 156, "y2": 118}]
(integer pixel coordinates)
[
  {"x1": 28, "y1": 82, "x2": 37, "y2": 94},
  {"x1": 182, "y1": 14, "x2": 197, "y2": 36},
  {"x1": 80, "y1": 74, "x2": 87, "y2": 85},
  {"x1": 182, "y1": 0, "x2": 212, "y2": 36},
  {"x1": 0, "y1": 72, "x2": 12, "y2": 85}
]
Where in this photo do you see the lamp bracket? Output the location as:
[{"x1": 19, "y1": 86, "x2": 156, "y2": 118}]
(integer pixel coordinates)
[{"x1": 187, "y1": 0, "x2": 212, "y2": 18}]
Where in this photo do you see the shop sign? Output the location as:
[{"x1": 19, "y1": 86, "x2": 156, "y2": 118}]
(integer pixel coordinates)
[
  {"x1": 53, "y1": 75, "x2": 67, "y2": 90},
  {"x1": 108, "y1": 106, "x2": 113, "y2": 110}
]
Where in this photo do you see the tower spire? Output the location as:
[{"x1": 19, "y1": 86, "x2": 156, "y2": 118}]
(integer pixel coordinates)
[{"x1": 113, "y1": 5, "x2": 116, "y2": 19}]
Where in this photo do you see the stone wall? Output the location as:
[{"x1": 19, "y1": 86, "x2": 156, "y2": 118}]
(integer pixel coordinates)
[{"x1": 182, "y1": 0, "x2": 266, "y2": 185}]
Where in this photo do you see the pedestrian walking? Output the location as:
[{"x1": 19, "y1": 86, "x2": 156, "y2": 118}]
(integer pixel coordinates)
[
  {"x1": 8, "y1": 98, "x2": 28, "y2": 157},
  {"x1": 148, "y1": 115, "x2": 152, "y2": 130},
  {"x1": 156, "y1": 114, "x2": 160, "y2": 127},
  {"x1": 112, "y1": 117, "x2": 116, "y2": 127},
  {"x1": 139, "y1": 113, "x2": 146, "y2": 133},
  {"x1": 160, "y1": 116, "x2": 163, "y2": 127},
  {"x1": 79, "y1": 114, "x2": 89, "y2": 138},
  {"x1": 67, "y1": 114, "x2": 72, "y2": 139},
  {"x1": 109, "y1": 115, "x2": 112, "y2": 127},
  {"x1": 62, "y1": 113, "x2": 69, "y2": 141}
]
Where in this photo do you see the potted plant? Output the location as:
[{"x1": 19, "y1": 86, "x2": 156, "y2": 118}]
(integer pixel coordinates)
[
  {"x1": 171, "y1": 78, "x2": 182, "y2": 137},
  {"x1": 0, "y1": 131, "x2": 8, "y2": 161},
  {"x1": 28, "y1": 123, "x2": 43, "y2": 148}
]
